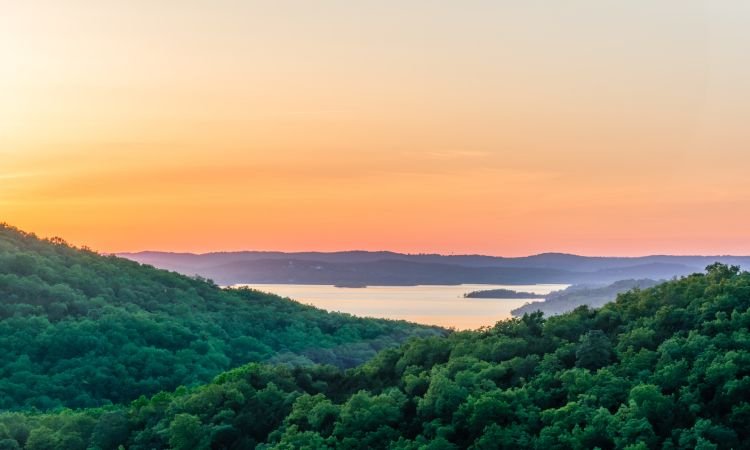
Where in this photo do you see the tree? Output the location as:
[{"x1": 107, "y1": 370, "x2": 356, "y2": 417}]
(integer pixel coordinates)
[
  {"x1": 90, "y1": 411, "x2": 130, "y2": 449},
  {"x1": 0, "y1": 439, "x2": 20, "y2": 450},
  {"x1": 169, "y1": 414, "x2": 209, "y2": 450},
  {"x1": 24, "y1": 427, "x2": 58, "y2": 450},
  {"x1": 575, "y1": 330, "x2": 613, "y2": 370}
]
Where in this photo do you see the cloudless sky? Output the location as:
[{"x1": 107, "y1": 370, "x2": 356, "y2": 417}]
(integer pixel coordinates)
[{"x1": 2, "y1": 1, "x2": 750, "y2": 255}]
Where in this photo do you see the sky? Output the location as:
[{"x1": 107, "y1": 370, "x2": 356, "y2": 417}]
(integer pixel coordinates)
[{"x1": 2, "y1": 1, "x2": 750, "y2": 256}]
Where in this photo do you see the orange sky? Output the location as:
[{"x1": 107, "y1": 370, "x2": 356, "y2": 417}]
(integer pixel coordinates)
[{"x1": 2, "y1": 1, "x2": 750, "y2": 256}]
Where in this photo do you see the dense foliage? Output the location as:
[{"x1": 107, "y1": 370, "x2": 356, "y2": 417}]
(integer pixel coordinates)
[
  {"x1": 0, "y1": 224, "x2": 441, "y2": 410},
  {"x1": 512, "y1": 279, "x2": 660, "y2": 317},
  {"x1": 3, "y1": 263, "x2": 749, "y2": 449}
]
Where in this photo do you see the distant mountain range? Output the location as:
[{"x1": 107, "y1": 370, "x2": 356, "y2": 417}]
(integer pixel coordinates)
[{"x1": 117, "y1": 251, "x2": 750, "y2": 286}]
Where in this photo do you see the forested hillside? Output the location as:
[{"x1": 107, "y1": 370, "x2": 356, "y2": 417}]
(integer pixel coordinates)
[
  {"x1": 511, "y1": 279, "x2": 661, "y2": 317},
  {"x1": 0, "y1": 224, "x2": 442, "y2": 410},
  {"x1": 3, "y1": 263, "x2": 749, "y2": 449}
]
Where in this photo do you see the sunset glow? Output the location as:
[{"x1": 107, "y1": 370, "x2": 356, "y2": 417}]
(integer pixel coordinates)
[{"x1": 3, "y1": 1, "x2": 750, "y2": 255}]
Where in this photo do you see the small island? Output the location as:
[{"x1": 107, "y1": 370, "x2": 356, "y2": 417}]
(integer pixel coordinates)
[
  {"x1": 464, "y1": 288, "x2": 545, "y2": 299},
  {"x1": 334, "y1": 283, "x2": 369, "y2": 288}
]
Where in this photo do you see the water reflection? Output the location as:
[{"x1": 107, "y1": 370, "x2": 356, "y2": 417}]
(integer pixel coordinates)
[{"x1": 233, "y1": 283, "x2": 568, "y2": 330}]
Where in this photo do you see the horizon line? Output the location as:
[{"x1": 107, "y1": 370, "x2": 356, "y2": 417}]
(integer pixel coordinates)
[{"x1": 113, "y1": 249, "x2": 750, "y2": 259}]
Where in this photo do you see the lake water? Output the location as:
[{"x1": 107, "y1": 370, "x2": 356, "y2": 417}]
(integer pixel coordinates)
[{"x1": 233, "y1": 283, "x2": 568, "y2": 330}]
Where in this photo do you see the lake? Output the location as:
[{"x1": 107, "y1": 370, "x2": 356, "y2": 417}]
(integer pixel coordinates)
[{"x1": 233, "y1": 283, "x2": 568, "y2": 330}]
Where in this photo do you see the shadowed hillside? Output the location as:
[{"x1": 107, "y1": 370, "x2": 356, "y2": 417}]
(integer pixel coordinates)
[{"x1": 511, "y1": 279, "x2": 661, "y2": 317}]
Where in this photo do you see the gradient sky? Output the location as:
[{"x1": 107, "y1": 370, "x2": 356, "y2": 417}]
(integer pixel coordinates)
[{"x1": 2, "y1": 1, "x2": 750, "y2": 256}]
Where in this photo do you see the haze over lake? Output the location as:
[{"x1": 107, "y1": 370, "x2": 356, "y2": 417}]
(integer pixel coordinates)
[{"x1": 234, "y1": 284, "x2": 568, "y2": 330}]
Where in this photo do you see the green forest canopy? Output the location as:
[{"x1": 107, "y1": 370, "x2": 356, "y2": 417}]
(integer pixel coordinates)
[
  {"x1": 1, "y1": 263, "x2": 748, "y2": 449},
  {"x1": 0, "y1": 224, "x2": 442, "y2": 410}
]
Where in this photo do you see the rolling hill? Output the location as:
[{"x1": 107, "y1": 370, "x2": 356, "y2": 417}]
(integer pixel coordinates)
[
  {"x1": 119, "y1": 250, "x2": 750, "y2": 286},
  {"x1": 2, "y1": 264, "x2": 749, "y2": 448},
  {"x1": 511, "y1": 279, "x2": 661, "y2": 317},
  {"x1": 0, "y1": 224, "x2": 442, "y2": 410}
]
